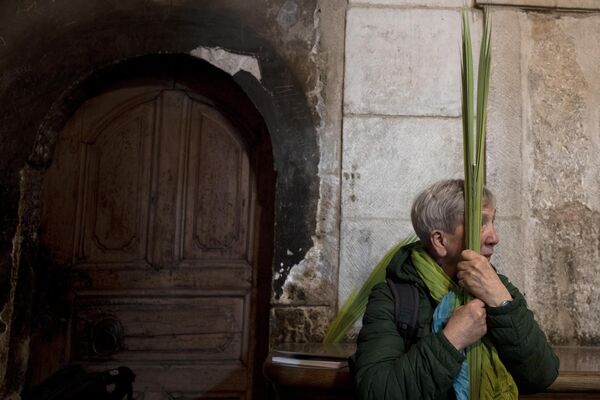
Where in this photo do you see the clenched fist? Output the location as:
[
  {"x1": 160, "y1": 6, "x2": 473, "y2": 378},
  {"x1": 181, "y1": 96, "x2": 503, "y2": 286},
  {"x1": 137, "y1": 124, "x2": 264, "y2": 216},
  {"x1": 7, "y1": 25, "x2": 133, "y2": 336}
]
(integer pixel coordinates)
[{"x1": 443, "y1": 298, "x2": 487, "y2": 351}]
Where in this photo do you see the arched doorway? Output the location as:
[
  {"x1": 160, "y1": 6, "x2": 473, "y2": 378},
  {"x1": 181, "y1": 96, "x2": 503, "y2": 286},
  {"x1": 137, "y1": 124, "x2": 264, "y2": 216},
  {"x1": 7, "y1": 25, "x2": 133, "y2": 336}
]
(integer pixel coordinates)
[{"x1": 28, "y1": 57, "x2": 275, "y2": 400}]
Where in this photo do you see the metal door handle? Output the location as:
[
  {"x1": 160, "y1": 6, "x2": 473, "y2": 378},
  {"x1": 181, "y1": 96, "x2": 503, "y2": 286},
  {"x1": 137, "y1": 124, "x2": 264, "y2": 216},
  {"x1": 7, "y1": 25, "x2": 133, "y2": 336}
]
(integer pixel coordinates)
[{"x1": 91, "y1": 317, "x2": 124, "y2": 356}]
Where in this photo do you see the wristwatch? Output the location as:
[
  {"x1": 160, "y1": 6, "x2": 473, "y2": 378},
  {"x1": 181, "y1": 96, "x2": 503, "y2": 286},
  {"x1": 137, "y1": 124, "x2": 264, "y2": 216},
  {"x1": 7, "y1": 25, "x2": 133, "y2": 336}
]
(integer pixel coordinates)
[{"x1": 498, "y1": 299, "x2": 512, "y2": 307}]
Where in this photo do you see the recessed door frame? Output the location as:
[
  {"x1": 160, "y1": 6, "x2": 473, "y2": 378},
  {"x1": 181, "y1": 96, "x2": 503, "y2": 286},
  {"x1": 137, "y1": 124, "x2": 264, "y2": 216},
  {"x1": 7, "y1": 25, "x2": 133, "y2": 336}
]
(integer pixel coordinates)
[{"x1": 26, "y1": 56, "x2": 276, "y2": 400}]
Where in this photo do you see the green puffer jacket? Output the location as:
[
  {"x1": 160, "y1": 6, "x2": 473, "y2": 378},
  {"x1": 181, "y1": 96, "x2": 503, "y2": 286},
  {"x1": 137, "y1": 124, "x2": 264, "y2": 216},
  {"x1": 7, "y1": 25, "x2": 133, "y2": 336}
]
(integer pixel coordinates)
[{"x1": 352, "y1": 243, "x2": 560, "y2": 400}]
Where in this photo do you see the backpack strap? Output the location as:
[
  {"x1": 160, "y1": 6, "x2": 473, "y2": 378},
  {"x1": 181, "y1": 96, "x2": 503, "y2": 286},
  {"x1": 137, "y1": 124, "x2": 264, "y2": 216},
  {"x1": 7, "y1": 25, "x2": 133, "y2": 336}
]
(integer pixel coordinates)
[{"x1": 386, "y1": 278, "x2": 424, "y2": 348}]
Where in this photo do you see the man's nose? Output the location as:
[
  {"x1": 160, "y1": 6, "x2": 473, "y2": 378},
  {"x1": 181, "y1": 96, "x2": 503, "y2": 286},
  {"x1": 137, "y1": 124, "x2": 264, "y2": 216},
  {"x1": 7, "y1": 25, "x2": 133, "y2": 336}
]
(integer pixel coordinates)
[{"x1": 485, "y1": 225, "x2": 500, "y2": 245}]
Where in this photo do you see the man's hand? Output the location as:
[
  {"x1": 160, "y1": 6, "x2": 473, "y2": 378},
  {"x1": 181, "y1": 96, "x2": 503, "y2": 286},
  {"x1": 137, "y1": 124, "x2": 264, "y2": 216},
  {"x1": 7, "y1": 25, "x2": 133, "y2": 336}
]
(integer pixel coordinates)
[
  {"x1": 456, "y1": 249, "x2": 512, "y2": 307},
  {"x1": 443, "y1": 299, "x2": 487, "y2": 351}
]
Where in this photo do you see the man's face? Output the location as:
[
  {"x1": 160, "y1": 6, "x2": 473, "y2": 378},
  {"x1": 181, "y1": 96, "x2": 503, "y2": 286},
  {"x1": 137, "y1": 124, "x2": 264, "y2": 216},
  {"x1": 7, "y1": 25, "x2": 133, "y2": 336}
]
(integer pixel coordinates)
[
  {"x1": 479, "y1": 206, "x2": 499, "y2": 259},
  {"x1": 442, "y1": 205, "x2": 499, "y2": 264}
]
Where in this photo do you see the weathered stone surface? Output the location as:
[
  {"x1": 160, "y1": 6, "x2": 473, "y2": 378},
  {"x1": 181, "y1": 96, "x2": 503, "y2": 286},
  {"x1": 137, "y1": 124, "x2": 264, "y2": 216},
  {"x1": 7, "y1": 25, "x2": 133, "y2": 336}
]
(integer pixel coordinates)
[
  {"x1": 189, "y1": 47, "x2": 261, "y2": 80},
  {"x1": 342, "y1": 116, "x2": 463, "y2": 220},
  {"x1": 315, "y1": 0, "x2": 346, "y2": 176},
  {"x1": 0, "y1": 166, "x2": 42, "y2": 397},
  {"x1": 344, "y1": 8, "x2": 465, "y2": 116},
  {"x1": 477, "y1": 0, "x2": 600, "y2": 10},
  {"x1": 556, "y1": 346, "x2": 600, "y2": 371},
  {"x1": 278, "y1": 240, "x2": 338, "y2": 306},
  {"x1": 349, "y1": 0, "x2": 472, "y2": 6},
  {"x1": 270, "y1": 306, "x2": 332, "y2": 345},
  {"x1": 273, "y1": 1, "x2": 345, "y2": 308},
  {"x1": 523, "y1": 12, "x2": 600, "y2": 346},
  {"x1": 527, "y1": 203, "x2": 600, "y2": 345},
  {"x1": 487, "y1": 9, "x2": 523, "y2": 219},
  {"x1": 560, "y1": 14, "x2": 600, "y2": 214},
  {"x1": 491, "y1": 218, "x2": 526, "y2": 292},
  {"x1": 314, "y1": 173, "x2": 341, "y2": 282},
  {"x1": 338, "y1": 218, "x2": 413, "y2": 304},
  {"x1": 277, "y1": 0, "x2": 301, "y2": 30},
  {"x1": 274, "y1": 178, "x2": 340, "y2": 309}
]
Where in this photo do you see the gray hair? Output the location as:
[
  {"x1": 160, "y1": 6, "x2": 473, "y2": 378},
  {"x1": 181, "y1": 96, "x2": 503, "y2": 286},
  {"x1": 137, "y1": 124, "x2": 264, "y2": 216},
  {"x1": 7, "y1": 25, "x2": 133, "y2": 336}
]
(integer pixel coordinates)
[{"x1": 410, "y1": 179, "x2": 495, "y2": 244}]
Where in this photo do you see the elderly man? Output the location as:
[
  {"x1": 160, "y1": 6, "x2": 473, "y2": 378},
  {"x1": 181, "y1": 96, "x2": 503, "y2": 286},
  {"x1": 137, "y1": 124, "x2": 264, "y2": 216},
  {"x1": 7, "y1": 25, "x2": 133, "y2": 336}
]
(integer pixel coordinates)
[{"x1": 352, "y1": 179, "x2": 559, "y2": 400}]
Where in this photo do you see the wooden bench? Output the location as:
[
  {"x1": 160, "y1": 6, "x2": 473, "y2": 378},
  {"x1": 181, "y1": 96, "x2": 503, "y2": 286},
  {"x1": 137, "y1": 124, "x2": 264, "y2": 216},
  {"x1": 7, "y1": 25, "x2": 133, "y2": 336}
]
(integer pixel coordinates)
[{"x1": 264, "y1": 345, "x2": 600, "y2": 399}]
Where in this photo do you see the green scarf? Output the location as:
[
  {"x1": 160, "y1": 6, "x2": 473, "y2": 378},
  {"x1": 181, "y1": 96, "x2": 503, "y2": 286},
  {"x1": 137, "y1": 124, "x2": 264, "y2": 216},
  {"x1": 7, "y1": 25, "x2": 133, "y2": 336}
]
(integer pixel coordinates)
[{"x1": 411, "y1": 244, "x2": 518, "y2": 400}]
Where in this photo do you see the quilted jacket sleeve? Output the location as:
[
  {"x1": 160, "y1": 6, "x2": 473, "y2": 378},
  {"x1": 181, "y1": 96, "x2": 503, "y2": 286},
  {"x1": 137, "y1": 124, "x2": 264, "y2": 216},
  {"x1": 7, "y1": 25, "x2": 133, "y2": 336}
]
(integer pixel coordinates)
[
  {"x1": 486, "y1": 275, "x2": 560, "y2": 394},
  {"x1": 352, "y1": 282, "x2": 464, "y2": 400}
]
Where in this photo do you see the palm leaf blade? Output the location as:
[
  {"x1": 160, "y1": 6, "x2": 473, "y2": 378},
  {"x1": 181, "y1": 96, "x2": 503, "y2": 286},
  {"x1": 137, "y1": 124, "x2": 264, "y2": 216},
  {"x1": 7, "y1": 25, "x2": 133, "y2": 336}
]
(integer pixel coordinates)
[
  {"x1": 323, "y1": 233, "x2": 418, "y2": 343},
  {"x1": 462, "y1": 9, "x2": 492, "y2": 400}
]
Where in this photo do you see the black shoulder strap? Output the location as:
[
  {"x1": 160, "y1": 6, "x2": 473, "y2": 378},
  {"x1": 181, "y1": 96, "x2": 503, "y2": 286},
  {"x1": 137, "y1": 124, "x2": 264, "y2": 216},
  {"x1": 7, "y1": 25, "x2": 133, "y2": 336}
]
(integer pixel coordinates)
[{"x1": 386, "y1": 278, "x2": 423, "y2": 348}]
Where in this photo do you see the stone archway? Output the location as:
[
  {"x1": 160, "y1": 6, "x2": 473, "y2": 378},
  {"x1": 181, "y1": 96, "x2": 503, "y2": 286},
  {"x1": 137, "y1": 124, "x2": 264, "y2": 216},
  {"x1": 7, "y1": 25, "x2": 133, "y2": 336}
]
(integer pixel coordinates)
[
  {"x1": 0, "y1": 3, "x2": 322, "y2": 397},
  {"x1": 25, "y1": 55, "x2": 276, "y2": 399}
]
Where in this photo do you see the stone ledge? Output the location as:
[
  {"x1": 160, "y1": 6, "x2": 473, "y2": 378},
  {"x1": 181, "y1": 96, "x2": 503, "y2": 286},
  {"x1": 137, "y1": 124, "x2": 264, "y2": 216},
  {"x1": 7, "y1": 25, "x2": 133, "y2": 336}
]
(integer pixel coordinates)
[{"x1": 477, "y1": 0, "x2": 600, "y2": 11}]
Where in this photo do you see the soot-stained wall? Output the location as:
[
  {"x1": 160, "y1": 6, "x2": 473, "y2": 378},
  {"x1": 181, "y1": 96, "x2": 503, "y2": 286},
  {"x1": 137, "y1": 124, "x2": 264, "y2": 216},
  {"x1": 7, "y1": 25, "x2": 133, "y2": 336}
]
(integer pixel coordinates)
[{"x1": 0, "y1": 0, "x2": 346, "y2": 396}]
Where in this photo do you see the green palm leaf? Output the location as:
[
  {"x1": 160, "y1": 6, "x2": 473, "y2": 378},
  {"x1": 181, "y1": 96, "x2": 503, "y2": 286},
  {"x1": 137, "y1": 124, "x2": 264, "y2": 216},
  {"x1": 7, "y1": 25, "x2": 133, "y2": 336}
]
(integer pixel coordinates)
[
  {"x1": 323, "y1": 233, "x2": 418, "y2": 344},
  {"x1": 462, "y1": 9, "x2": 491, "y2": 252},
  {"x1": 462, "y1": 9, "x2": 492, "y2": 400}
]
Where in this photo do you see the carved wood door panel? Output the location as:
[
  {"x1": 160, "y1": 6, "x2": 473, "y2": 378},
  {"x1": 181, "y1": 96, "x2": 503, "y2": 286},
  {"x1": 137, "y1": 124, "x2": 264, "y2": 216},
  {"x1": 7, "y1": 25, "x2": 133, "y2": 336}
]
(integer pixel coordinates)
[{"x1": 37, "y1": 87, "x2": 258, "y2": 399}]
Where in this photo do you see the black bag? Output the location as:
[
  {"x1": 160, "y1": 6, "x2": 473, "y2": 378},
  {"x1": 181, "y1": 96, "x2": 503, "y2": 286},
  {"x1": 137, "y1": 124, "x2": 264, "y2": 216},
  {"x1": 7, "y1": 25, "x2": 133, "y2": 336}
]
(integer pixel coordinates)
[
  {"x1": 386, "y1": 278, "x2": 425, "y2": 348},
  {"x1": 25, "y1": 366, "x2": 135, "y2": 400}
]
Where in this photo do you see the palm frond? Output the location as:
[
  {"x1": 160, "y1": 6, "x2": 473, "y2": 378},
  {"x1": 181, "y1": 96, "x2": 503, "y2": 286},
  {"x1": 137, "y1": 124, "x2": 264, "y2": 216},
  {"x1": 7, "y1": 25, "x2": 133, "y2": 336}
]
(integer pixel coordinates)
[
  {"x1": 462, "y1": 9, "x2": 491, "y2": 253},
  {"x1": 462, "y1": 9, "x2": 492, "y2": 400},
  {"x1": 323, "y1": 233, "x2": 418, "y2": 344}
]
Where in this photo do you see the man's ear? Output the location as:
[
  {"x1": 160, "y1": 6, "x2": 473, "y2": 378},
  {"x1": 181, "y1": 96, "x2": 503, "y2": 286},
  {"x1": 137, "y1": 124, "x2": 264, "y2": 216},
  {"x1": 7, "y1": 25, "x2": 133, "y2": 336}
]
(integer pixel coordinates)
[{"x1": 429, "y1": 229, "x2": 447, "y2": 258}]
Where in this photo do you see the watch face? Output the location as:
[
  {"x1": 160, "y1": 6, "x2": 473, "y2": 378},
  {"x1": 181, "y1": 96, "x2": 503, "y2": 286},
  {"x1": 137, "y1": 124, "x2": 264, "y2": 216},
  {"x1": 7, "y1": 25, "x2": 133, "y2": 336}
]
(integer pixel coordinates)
[{"x1": 500, "y1": 299, "x2": 512, "y2": 307}]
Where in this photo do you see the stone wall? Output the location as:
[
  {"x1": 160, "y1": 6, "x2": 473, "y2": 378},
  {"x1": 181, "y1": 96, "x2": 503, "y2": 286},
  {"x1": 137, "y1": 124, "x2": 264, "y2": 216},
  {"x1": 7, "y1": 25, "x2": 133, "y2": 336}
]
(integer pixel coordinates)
[
  {"x1": 2, "y1": 0, "x2": 600, "y2": 395},
  {"x1": 520, "y1": 9, "x2": 600, "y2": 346},
  {"x1": 0, "y1": 0, "x2": 345, "y2": 396},
  {"x1": 339, "y1": 4, "x2": 466, "y2": 321},
  {"x1": 337, "y1": 0, "x2": 600, "y2": 349}
]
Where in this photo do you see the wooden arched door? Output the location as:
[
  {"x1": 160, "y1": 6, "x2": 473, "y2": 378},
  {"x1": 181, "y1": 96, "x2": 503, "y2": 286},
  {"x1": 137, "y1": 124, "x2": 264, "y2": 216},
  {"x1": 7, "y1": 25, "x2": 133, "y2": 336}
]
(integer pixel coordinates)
[{"x1": 32, "y1": 84, "x2": 272, "y2": 399}]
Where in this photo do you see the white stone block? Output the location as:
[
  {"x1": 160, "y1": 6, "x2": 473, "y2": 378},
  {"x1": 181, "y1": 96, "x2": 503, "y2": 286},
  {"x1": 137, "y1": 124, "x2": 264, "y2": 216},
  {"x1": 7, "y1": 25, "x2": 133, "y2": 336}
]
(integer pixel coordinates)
[
  {"x1": 486, "y1": 9, "x2": 524, "y2": 219},
  {"x1": 349, "y1": 0, "x2": 472, "y2": 6},
  {"x1": 342, "y1": 116, "x2": 463, "y2": 220},
  {"x1": 344, "y1": 8, "x2": 465, "y2": 116},
  {"x1": 338, "y1": 218, "x2": 414, "y2": 304}
]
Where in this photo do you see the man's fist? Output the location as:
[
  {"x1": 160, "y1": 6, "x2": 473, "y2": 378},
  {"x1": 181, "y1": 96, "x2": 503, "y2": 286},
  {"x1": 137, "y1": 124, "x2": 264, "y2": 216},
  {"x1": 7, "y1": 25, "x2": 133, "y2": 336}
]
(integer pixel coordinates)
[
  {"x1": 443, "y1": 298, "x2": 487, "y2": 351},
  {"x1": 456, "y1": 249, "x2": 511, "y2": 307}
]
